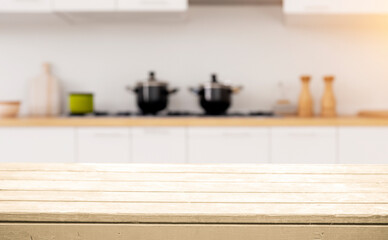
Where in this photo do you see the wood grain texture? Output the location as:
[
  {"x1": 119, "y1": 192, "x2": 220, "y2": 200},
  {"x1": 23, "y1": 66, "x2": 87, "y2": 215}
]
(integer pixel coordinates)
[
  {"x1": 2, "y1": 224, "x2": 388, "y2": 240},
  {"x1": 1, "y1": 117, "x2": 388, "y2": 127},
  {"x1": 0, "y1": 164, "x2": 388, "y2": 224},
  {"x1": 2, "y1": 163, "x2": 388, "y2": 174}
]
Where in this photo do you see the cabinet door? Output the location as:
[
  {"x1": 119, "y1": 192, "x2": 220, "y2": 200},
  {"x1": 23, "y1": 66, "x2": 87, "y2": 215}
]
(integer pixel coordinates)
[
  {"x1": 77, "y1": 127, "x2": 131, "y2": 163},
  {"x1": 284, "y1": 0, "x2": 386, "y2": 14},
  {"x1": 132, "y1": 127, "x2": 186, "y2": 163},
  {"x1": 284, "y1": 0, "x2": 340, "y2": 13},
  {"x1": 53, "y1": 0, "x2": 116, "y2": 11},
  {"x1": 188, "y1": 127, "x2": 270, "y2": 164},
  {"x1": 339, "y1": 127, "x2": 388, "y2": 164},
  {"x1": 118, "y1": 0, "x2": 187, "y2": 12},
  {"x1": 0, "y1": 0, "x2": 51, "y2": 12},
  {"x1": 0, "y1": 127, "x2": 75, "y2": 162},
  {"x1": 271, "y1": 127, "x2": 337, "y2": 164}
]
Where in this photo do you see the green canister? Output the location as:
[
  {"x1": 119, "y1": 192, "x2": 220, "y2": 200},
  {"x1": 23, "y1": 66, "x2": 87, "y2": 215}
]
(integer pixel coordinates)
[{"x1": 68, "y1": 93, "x2": 94, "y2": 115}]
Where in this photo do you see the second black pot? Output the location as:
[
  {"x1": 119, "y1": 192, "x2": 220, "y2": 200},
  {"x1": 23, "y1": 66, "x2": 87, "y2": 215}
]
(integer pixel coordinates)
[
  {"x1": 190, "y1": 74, "x2": 242, "y2": 115},
  {"x1": 127, "y1": 72, "x2": 178, "y2": 115}
]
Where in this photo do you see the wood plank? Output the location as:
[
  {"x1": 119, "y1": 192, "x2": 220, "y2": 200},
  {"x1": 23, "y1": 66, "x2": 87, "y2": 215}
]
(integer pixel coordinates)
[
  {"x1": 2, "y1": 171, "x2": 388, "y2": 183},
  {"x1": 0, "y1": 180, "x2": 386, "y2": 193},
  {"x1": 1, "y1": 116, "x2": 388, "y2": 127},
  {"x1": 1, "y1": 191, "x2": 388, "y2": 204},
  {"x1": 1, "y1": 164, "x2": 387, "y2": 225},
  {"x1": 1, "y1": 224, "x2": 388, "y2": 240},
  {"x1": 2, "y1": 163, "x2": 388, "y2": 174},
  {"x1": 0, "y1": 201, "x2": 387, "y2": 224}
]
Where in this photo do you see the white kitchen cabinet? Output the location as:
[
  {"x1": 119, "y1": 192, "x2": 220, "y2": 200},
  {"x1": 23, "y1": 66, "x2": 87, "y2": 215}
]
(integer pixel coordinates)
[
  {"x1": 77, "y1": 127, "x2": 131, "y2": 163},
  {"x1": 284, "y1": 0, "x2": 340, "y2": 14},
  {"x1": 271, "y1": 127, "x2": 337, "y2": 164},
  {"x1": 132, "y1": 127, "x2": 186, "y2": 163},
  {"x1": 52, "y1": 0, "x2": 116, "y2": 12},
  {"x1": 339, "y1": 127, "x2": 388, "y2": 164},
  {"x1": 0, "y1": 127, "x2": 75, "y2": 162},
  {"x1": 284, "y1": 0, "x2": 388, "y2": 14},
  {"x1": 188, "y1": 127, "x2": 270, "y2": 164},
  {"x1": 0, "y1": 0, "x2": 51, "y2": 12},
  {"x1": 118, "y1": 0, "x2": 187, "y2": 12}
]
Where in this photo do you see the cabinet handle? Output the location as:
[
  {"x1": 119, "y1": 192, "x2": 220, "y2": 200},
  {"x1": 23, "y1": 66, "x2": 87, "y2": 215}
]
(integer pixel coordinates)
[
  {"x1": 222, "y1": 132, "x2": 253, "y2": 137},
  {"x1": 141, "y1": 130, "x2": 173, "y2": 136},
  {"x1": 92, "y1": 133, "x2": 127, "y2": 138},
  {"x1": 286, "y1": 133, "x2": 318, "y2": 137}
]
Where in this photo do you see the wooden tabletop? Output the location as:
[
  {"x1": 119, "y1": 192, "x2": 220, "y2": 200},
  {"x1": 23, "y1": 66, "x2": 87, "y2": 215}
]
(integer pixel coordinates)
[
  {"x1": 1, "y1": 116, "x2": 388, "y2": 126},
  {"x1": 1, "y1": 163, "x2": 387, "y2": 225}
]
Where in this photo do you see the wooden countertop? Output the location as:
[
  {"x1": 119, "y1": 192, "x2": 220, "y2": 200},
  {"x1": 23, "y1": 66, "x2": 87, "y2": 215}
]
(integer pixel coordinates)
[
  {"x1": 0, "y1": 116, "x2": 388, "y2": 126},
  {"x1": 0, "y1": 163, "x2": 388, "y2": 224}
]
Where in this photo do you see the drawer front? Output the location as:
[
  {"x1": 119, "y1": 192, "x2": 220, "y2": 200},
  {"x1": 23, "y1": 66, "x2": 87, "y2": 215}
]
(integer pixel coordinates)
[
  {"x1": 271, "y1": 127, "x2": 337, "y2": 164},
  {"x1": 339, "y1": 127, "x2": 388, "y2": 164},
  {"x1": 77, "y1": 127, "x2": 131, "y2": 163},
  {"x1": 0, "y1": 0, "x2": 51, "y2": 12},
  {"x1": 0, "y1": 127, "x2": 75, "y2": 163},
  {"x1": 188, "y1": 127, "x2": 270, "y2": 164},
  {"x1": 132, "y1": 127, "x2": 186, "y2": 164}
]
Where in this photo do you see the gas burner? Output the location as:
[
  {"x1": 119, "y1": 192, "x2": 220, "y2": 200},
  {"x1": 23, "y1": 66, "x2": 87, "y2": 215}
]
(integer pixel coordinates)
[
  {"x1": 68, "y1": 111, "x2": 109, "y2": 117},
  {"x1": 94, "y1": 111, "x2": 109, "y2": 116},
  {"x1": 167, "y1": 111, "x2": 197, "y2": 116},
  {"x1": 68, "y1": 110, "x2": 276, "y2": 118},
  {"x1": 116, "y1": 111, "x2": 133, "y2": 116},
  {"x1": 249, "y1": 111, "x2": 274, "y2": 117}
]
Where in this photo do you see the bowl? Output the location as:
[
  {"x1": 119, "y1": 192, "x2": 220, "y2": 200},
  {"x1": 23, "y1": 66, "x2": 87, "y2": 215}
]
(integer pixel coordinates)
[{"x1": 0, "y1": 101, "x2": 21, "y2": 118}]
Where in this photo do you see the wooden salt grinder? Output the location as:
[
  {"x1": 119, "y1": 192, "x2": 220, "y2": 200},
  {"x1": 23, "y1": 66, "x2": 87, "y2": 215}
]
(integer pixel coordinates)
[
  {"x1": 321, "y1": 75, "x2": 337, "y2": 117},
  {"x1": 298, "y1": 75, "x2": 314, "y2": 117}
]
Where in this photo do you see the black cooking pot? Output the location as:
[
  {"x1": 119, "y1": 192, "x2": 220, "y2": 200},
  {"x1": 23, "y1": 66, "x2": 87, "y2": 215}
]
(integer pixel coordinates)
[
  {"x1": 127, "y1": 72, "x2": 178, "y2": 115},
  {"x1": 190, "y1": 74, "x2": 242, "y2": 115}
]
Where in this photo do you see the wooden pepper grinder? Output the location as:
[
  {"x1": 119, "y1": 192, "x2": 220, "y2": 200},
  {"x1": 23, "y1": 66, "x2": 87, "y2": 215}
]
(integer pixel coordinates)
[
  {"x1": 298, "y1": 75, "x2": 314, "y2": 117},
  {"x1": 321, "y1": 75, "x2": 337, "y2": 117}
]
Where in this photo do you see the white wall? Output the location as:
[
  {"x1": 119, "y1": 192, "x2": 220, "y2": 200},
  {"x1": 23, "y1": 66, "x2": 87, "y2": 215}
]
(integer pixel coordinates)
[{"x1": 1, "y1": 6, "x2": 388, "y2": 115}]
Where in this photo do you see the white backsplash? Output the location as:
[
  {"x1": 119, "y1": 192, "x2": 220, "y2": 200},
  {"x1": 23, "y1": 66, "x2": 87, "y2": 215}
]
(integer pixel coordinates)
[{"x1": 1, "y1": 6, "x2": 388, "y2": 115}]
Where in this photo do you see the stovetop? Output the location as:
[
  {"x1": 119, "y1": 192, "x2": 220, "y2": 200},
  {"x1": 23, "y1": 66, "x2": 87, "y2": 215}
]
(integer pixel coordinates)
[{"x1": 69, "y1": 111, "x2": 275, "y2": 118}]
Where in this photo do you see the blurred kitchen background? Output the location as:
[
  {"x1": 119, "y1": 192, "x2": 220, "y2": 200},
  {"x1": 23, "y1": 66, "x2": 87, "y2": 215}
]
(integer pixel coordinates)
[
  {"x1": 1, "y1": 1, "x2": 388, "y2": 165},
  {"x1": 1, "y1": 5, "x2": 388, "y2": 115}
]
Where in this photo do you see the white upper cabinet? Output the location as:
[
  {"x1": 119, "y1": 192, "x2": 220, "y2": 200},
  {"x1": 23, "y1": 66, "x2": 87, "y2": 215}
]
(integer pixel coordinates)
[
  {"x1": 0, "y1": 127, "x2": 75, "y2": 163},
  {"x1": 0, "y1": 0, "x2": 187, "y2": 13},
  {"x1": 339, "y1": 127, "x2": 388, "y2": 164},
  {"x1": 118, "y1": 0, "x2": 187, "y2": 12},
  {"x1": 132, "y1": 127, "x2": 186, "y2": 164},
  {"x1": 188, "y1": 127, "x2": 270, "y2": 164},
  {"x1": 52, "y1": 0, "x2": 116, "y2": 11},
  {"x1": 271, "y1": 127, "x2": 337, "y2": 164},
  {"x1": 0, "y1": 0, "x2": 51, "y2": 12},
  {"x1": 284, "y1": 0, "x2": 388, "y2": 14},
  {"x1": 77, "y1": 127, "x2": 131, "y2": 163}
]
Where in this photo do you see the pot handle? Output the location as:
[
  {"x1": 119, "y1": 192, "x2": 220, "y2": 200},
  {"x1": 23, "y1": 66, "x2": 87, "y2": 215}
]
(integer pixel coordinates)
[
  {"x1": 168, "y1": 88, "x2": 179, "y2": 94},
  {"x1": 189, "y1": 87, "x2": 200, "y2": 94},
  {"x1": 126, "y1": 86, "x2": 138, "y2": 93},
  {"x1": 231, "y1": 86, "x2": 243, "y2": 94}
]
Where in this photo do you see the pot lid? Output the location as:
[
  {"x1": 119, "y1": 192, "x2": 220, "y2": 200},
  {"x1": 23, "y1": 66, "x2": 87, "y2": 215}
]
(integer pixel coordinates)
[
  {"x1": 201, "y1": 74, "x2": 231, "y2": 89},
  {"x1": 136, "y1": 72, "x2": 168, "y2": 87}
]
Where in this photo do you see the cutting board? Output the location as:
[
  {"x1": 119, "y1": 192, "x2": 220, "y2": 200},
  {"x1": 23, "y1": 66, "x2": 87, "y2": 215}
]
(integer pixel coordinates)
[
  {"x1": 358, "y1": 111, "x2": 388, "y2": 118},
  {"x1": 27, "y1": 63, "x2": 61, "y2": 117}
]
